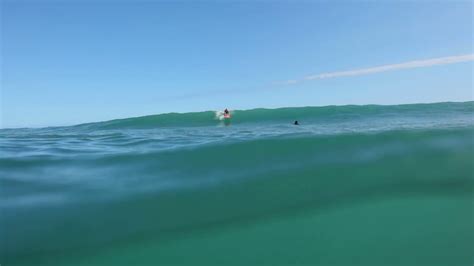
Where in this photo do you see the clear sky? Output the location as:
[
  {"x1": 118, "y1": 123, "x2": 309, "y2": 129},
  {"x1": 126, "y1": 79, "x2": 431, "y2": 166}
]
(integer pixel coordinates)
[{"x1": 1, "y1": 1, "x2": 473, "y2": 128}]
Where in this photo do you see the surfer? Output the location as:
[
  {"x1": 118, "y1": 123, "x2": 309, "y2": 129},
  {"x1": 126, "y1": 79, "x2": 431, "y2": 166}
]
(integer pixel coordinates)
[
  {"x1": 223, "y1": 108, "x2": 231, "y2": 119},
  {"x1": 294, "y1": 120, "x2": 299, "y2": 125}
]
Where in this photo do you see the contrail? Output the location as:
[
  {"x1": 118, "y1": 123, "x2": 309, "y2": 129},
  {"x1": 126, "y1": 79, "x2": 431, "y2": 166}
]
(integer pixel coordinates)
[{"x1": 285, "y1": 54, "x2": 474, "y2": 84}]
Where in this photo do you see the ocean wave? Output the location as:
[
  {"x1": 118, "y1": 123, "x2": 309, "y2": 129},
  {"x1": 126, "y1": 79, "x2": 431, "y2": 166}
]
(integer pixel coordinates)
[
  {"x1": 1, "y1": 102, "x2": 473, "y2": 264},
  {"x1": 56, "y1": 101, "x2": 474, "y2": 130}
]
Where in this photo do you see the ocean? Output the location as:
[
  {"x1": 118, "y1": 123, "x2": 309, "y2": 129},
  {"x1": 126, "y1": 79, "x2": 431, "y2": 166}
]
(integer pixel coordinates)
[{"x1": 1, "y1": 102, "x2": 473, "y2": 266}]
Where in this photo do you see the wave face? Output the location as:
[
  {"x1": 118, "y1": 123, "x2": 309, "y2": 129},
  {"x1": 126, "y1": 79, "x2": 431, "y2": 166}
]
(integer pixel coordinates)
[
  {"x1": 68, "y1": 101, "x2": 473, "y2": 130},
  {"x1": 1, "y1": 102, "x2": 474, "y2": 265}
]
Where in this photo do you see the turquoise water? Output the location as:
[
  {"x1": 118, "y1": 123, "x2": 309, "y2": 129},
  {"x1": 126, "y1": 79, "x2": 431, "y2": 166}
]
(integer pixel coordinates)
[{"x1": 1, "y1": 102, "x2": 473, "y2": 265}]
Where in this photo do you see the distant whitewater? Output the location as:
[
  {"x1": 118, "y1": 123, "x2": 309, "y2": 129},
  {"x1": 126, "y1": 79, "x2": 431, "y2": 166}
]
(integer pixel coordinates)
[{"x1": 1, "y1": 102, "x2": 473, "y2": 265}]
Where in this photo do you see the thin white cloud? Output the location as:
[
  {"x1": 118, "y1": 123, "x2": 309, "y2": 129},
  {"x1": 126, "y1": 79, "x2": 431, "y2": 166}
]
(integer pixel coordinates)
[{"x1": 285, "y1": 54, "x2": 474, "y2": 84}]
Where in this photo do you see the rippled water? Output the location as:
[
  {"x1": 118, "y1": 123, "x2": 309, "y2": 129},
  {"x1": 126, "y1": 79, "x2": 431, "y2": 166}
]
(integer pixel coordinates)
[{"x1": 1, "y1": 102, "x2": 473, "y2": 265}]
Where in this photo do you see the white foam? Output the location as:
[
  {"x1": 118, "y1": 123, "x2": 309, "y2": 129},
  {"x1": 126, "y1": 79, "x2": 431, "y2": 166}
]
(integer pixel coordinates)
[{"x1": 215, "y1": 111, "x2": 225, "y2": 121}]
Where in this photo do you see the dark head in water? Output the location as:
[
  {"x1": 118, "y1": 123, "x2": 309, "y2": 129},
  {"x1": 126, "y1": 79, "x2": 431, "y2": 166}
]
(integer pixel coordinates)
[
  {"x1": 224, "y1": 109, "x2": 229, "y2": 115},
  {"x1": 294, "y1": 120, "x2": 299, "y2": 125}
]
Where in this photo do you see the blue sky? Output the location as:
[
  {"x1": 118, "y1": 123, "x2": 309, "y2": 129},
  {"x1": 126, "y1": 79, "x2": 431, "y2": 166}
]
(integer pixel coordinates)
[{"x1": 2, "y1": 1, "x2": 473, "y2": 128}]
